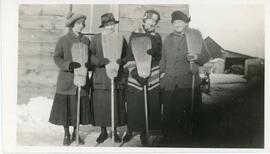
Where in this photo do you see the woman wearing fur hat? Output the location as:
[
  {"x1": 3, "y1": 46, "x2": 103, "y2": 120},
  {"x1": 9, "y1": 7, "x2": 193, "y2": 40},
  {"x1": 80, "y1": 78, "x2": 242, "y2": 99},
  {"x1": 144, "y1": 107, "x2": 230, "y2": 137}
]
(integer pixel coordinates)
[
  {"x1": 49, "y1": 13, "x2": 93, "y2": 146},
  {"x1": 90, "y1": 13, "x2": 128, "y2": 143},
  {"x1": 160, "y1": 11, "x2": 210, "y2": 141},
  {"x1": 123, "y1": 10, "x2": 162, "y2": 145}
]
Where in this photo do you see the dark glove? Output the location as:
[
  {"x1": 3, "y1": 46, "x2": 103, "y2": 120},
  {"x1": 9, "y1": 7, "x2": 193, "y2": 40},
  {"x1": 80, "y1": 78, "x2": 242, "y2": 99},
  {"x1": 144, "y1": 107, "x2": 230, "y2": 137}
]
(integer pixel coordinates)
[
  {"x1": 186, "y1": 53, "x2": 198, "y2": 62},
  {"x1": 116, "y1": 58, "x2": 127, "y2": 65},
  {"x1": 147, "y1": 49, "x2": 156, "y2": 56},
  {"x1": 189, "y1": 63, "x2": 199, "y2": 74},
  {"x1": 69, "y1": 62, "x2": 81, "y2": 71},
  {"x1": 97, "y1": 58, "x2": 110, "y2": 67},
  {"x1": 85, "y1": 63, "x2": 94, "y2": 70},
  {"x1": 131, "y1": 69, "x2": 148, "y2": 85}
]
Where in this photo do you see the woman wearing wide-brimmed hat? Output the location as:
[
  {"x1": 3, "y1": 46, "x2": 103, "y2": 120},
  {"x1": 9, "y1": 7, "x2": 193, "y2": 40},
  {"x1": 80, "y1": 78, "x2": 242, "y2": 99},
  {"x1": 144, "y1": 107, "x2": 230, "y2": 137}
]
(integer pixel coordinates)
[
  {"x1": 90, "y1": 13, "x2": 128, "y2": 143},
  {"x1": 49, "y1": 12, "x2": 93, "y2": 146}
]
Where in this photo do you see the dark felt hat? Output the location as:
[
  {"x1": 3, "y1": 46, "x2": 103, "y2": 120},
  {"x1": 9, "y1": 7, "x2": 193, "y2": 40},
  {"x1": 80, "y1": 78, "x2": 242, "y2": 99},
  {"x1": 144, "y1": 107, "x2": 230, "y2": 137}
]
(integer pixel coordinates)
[
  {"x1": 99, "y1": 13, "x2": 119, "y2": 28},
  {"x1": 171, "y1": 11, "x2": 190, "y2": 23}
]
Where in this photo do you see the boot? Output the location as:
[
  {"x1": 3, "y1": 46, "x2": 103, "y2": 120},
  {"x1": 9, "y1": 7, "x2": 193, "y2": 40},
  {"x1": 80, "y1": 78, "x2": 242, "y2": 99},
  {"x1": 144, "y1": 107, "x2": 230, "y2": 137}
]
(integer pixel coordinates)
[
  {"x1": 63, "y1": 126, "x2": 71, "y2": 146},
  {"x1": 122, "y1": 131, "x2": 133, "y2": 142},
  {"x1": 71, "y1": 131, "x2": 85, "y2": 145},
  {"x1": 63, "y1": 134, "x2": 71, "y2": 146},
  {"x1": 96, "y1": 127, "x2": 108, "y2": 143},
  {"x1": 114, "y1": 132, "x2": 122, "y2": 143}
]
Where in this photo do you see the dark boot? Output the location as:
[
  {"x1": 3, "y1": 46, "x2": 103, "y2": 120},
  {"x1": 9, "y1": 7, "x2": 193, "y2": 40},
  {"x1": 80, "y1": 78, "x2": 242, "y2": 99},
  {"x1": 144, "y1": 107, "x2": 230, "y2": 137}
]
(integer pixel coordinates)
[
  {"x1": 122, "y1": 131, "x2": 133, "y2": 142},
  {"x1": 63, "y1": 126, "x2": 71, "y2": 146},
  {"x1": 114, "y1": 131, "x2": 122, "y2": 143},
  {"x1": 63, "y1": 134, "x2": 71, "y2": 146},
  {"x1": 96, "y1": 127, "x2": 108, "y2": 143}
]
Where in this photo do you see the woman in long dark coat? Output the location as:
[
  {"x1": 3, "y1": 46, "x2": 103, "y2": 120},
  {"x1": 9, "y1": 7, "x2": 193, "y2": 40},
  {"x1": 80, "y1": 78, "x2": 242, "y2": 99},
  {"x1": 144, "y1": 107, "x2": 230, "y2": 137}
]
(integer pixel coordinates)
[
  {"x1": 90, "y1": 13, "x2": 127, "y2": 143},
  {"x1": 160, "y1": 11, "x2": 210, "y2": 141},
  {"x1": 122, "y1": 10, "x2": 162, "y2": 146},
  {"x1": 49, "y1": 13, "x2": 93, "y2": 146}
]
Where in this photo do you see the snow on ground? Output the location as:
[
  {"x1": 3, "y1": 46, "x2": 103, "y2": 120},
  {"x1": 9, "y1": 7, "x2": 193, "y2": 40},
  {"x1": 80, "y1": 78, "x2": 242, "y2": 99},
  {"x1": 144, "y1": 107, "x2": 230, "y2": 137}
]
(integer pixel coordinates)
[
  {"x1": 16, "y1": 97, "x2": 144, "y2": 147},
  {"x1": 16, "y1": 74, "x2": 248, "y2": 147}
]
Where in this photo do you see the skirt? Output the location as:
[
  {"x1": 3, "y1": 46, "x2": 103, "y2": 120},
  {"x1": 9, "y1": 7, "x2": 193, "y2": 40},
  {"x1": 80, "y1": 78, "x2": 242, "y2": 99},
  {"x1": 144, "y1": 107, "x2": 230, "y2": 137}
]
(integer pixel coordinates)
[
  {"x1": 49, "y1": 93, "x2": 93, "y2": 126},
  {"x1": 161, "y1": 86, "x2": 202, "y2": 132},
  {"x1": 91, "y1": 89, "x2": 127, "y2": 127},
  {"x1": 126, "y1": 87, "x2": 162, "y2": 132}
]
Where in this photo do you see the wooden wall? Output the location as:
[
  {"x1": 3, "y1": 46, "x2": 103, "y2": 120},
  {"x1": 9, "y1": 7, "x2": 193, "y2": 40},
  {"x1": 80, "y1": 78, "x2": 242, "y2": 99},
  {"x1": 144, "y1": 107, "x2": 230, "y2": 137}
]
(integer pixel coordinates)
[{"x1": 18, "y1": 4, "x2": 189, "y2": 104}]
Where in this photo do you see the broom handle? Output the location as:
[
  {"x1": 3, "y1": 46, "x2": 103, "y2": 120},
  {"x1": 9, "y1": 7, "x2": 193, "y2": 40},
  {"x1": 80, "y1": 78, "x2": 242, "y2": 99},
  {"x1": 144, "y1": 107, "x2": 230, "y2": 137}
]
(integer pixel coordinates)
[
  {"x1": 76, "y1": 86, "x2": 81, "y2": 146},
  {"x1": 111, "y1": 79, "x2": 115, "y2": 146},
  {"x1": 190, "y1": 61, "x2": 195, "y2": 114},
  {"x1": 144, "y1": 85, "x2": 149, "y2": 145}
]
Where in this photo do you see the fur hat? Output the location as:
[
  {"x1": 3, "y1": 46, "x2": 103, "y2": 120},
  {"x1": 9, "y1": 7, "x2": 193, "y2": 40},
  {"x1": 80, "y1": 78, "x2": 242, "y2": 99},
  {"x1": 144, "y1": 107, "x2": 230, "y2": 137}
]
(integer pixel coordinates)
[
  {"x1": 143, "y1": 10, "x2": 160, "y2": 23},
  {"x1": 171, "y1": 11, "x2": 190, "y2": 23},
  {"x1": 99, "y1": 13, "x2": 119, "y2": 28},
  {"x1": 65, "y1": 12, "x2": 86, "y2": 27}
]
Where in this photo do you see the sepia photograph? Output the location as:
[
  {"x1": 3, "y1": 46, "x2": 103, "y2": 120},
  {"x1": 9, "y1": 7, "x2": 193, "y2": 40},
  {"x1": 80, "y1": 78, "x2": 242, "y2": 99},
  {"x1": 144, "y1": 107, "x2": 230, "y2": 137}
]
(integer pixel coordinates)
[{"x1": 1, "y1": 0, "x2": 269, "y2": 153}]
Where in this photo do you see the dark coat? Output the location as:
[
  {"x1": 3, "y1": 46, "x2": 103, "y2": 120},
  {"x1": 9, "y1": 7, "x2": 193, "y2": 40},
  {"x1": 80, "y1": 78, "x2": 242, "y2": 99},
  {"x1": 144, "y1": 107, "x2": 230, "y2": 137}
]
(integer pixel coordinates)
[
  {"x1": 160, "y1": 28, "x2": 210, "y2": 90},
  {"x1": 89, "y1": 33, "x2": 128, "y2": 127},
  {"x1": 53, "y1": 30, "x2": 91, "y2": 96}
]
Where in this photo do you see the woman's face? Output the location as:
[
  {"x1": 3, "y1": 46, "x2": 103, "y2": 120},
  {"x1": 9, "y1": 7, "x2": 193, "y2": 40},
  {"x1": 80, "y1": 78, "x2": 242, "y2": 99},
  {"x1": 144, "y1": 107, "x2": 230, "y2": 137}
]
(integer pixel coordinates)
[
  {"x1": 104, "y1": 21, "x2": 116, "y2": 34},
  {"x1": 173, "y1": 20, "x2": 187, "y2": 33},
  {"x1": 143, "y1": 18, "x2": 157, "y2": 32},
  {"x1": 73, "y1": 19, "x2": 85, "y2": 33}
]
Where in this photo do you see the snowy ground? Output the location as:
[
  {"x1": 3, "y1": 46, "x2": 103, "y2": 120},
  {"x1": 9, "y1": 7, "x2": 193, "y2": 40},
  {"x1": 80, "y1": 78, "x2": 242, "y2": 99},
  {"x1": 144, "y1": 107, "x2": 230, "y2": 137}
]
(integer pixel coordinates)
[{"x1": 16, "y1": 74, "x2": 264, "y2": 147}]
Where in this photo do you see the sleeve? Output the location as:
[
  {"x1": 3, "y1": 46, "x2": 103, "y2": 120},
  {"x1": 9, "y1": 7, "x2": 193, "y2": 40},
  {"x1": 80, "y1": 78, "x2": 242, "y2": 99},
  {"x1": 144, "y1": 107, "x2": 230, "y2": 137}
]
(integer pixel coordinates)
[
  {"x1": 86, "y1": 38, "x2": 94, "y2": 71},
  {"x1": 121, "y1": 37, "x2": 128, "y2": 62},
  {"x1": 53, "y1": 38, "x2": 71, "y2": 71},
  {"x1": 196, "y1": 41, "x2": 211, "y2": 66},
  {"x1": 159, "y1": 38, "x2": 167, "y2": 74},
  {"x1": 90, "y1": 36, "x2": 101, "y2": 66},
  {"x1": 126, "y1": 33, "x2": 135, "y2": 62},
  {"x1": 151, "y1": 33, "x2": 162, "y2": 61}
]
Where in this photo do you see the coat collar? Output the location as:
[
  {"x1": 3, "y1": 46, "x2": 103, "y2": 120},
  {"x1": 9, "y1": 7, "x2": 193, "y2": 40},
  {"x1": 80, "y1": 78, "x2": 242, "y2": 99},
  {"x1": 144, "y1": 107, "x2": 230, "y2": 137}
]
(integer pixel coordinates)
[{"x1": 68, "y1": 29, "x2": 83, "y2": 41}]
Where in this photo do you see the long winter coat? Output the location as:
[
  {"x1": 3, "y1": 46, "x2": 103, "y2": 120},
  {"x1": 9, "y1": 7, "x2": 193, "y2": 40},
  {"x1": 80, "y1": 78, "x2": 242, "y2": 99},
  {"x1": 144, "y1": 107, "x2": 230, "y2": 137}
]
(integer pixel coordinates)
[
  {"x1": 54, "y1": 30, "x2": 91, "y2": 96},
  {"x1": 160, "y1": 28, "x2": 210, "y2": 90}
]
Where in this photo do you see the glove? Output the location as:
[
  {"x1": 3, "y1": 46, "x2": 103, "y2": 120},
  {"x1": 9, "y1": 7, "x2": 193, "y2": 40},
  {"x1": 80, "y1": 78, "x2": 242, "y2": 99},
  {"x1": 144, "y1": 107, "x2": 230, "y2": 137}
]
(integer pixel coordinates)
[
  {"x1": 97, "y1": 58, "x2": 110, "y2": 66},
  {"x1": 147, "y1": 49, "x2": 155, "y2": 56},
  {"x1": 85, "y1": 63, "x2": 94, "y2": 70},
  {"x1": 186, "y1": 53, "x2": 198, "y2": 62},
  {"x1": 189, "y1": 63, "x2": 199, "y2": 74},
  {"x1": 116, "y1": 58, "x2": 126, "y2": 65},
  {"x1": 131, "y1": 69, "x2": 148, "y2": 85},
  {"x1": 69, "y1": 62, "x2": 81, "y2": 71}
]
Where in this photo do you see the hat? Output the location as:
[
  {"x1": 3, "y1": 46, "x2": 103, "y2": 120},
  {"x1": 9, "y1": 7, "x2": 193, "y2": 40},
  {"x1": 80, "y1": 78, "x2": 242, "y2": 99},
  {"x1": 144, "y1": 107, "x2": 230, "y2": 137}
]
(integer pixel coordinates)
[
  {"x1": 99, "y1": 13, "x2": 119, "y2": 28},
  {"x1": 171, "y1": 11, "x2": 190, "y2": 23},
  {"x1": 65, "y1": 12, "x2": 86, "y2": 27},
  {"x1": 143, "y1": 10, "x2": 160, "y2": 23}
]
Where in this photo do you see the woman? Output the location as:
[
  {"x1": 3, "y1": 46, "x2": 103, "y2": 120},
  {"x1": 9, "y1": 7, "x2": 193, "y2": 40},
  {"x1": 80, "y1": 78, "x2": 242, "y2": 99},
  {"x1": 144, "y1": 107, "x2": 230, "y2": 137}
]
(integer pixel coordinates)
[
  {"x1": 90, "y1": 13, "x2": 127, "y2": 143},
  {"x1": 123, "y1": 10, "x2": 162, "y2": 146},
  {"x1": 160, "y1": 11, "x2": 210, "y2": 140},
  {"x1": 49, "y1": 12, "x2": 93, "y2": 146}
]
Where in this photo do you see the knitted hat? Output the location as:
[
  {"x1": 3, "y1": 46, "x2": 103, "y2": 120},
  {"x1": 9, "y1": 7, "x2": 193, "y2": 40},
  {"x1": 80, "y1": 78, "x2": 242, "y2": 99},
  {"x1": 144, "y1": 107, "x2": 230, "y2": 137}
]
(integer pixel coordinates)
[
  {"x1": 65, "y1": 12, "x2": 86, "y2": 27},
  {"x1": 143, "y1": 10, "x2": 160, "y2": 23},
  {"x1": 171, "y1": 11, "x2": 190, "y2": 23},
  {"x1": 99, "y1": 13, "x2": 119, "y2": 28}
]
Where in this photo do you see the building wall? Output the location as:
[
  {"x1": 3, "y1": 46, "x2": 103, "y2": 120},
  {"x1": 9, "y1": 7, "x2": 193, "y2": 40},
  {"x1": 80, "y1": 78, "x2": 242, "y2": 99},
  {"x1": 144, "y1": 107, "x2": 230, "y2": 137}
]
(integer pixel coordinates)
[{"x1": 18, "y1": 4, "x2": 189, "y2": 104}]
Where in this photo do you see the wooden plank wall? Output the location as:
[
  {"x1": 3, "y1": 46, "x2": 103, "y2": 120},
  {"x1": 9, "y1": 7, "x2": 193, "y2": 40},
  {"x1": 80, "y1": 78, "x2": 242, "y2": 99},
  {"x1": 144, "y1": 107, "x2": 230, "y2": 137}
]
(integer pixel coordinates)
[
  {"x1": 18, "y1": 4, "x2": 70, "y2": 104},
  {"x1": 18, "y1": 4, "x2": 189, "y2": 104},
  {"x1": 118, "y1": 4, "x2": 189, "y2": 40}
]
